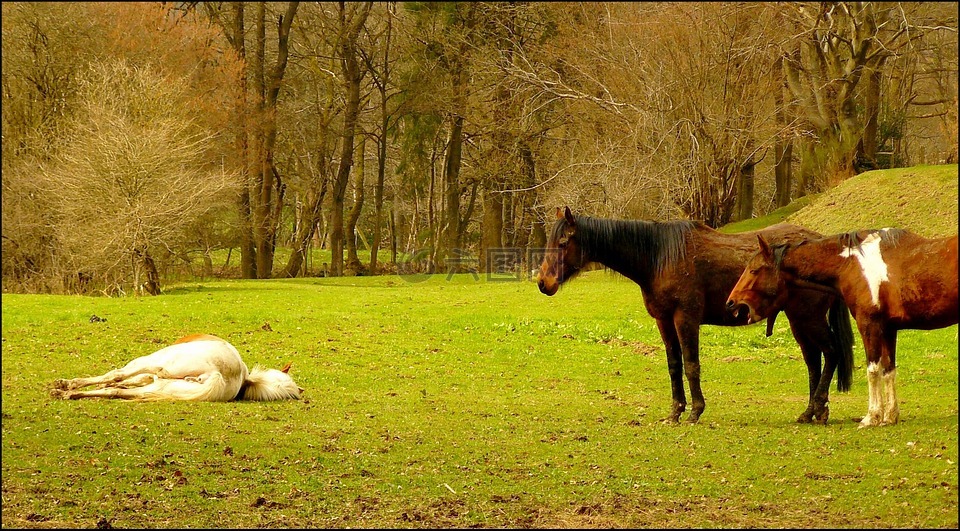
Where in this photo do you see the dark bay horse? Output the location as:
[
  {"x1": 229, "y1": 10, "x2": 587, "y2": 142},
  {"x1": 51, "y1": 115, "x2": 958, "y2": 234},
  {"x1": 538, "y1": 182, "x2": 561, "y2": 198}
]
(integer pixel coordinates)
[
  {"x1": 537, "y1": 207, "x2": 854, "y2": 424},
  {"x1": 726, "y1": 229, "x2": 959, "y2": 426}
]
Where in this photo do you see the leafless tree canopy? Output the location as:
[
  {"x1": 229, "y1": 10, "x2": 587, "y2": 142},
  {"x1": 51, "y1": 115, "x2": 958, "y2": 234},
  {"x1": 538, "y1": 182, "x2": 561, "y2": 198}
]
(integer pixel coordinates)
[{"x1": 3, "y1": 1, "x2": 956, "y2": 293}]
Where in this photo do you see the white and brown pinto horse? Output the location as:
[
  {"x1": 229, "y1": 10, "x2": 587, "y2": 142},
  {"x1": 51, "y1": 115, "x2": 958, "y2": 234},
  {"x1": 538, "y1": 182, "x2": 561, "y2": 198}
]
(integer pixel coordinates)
[
  {"x1": 52, "y1": 334, "x2": 303, "y2": 402},
  {"x1": 726, "y1": 229, "x2": 958, "y2": 427}
]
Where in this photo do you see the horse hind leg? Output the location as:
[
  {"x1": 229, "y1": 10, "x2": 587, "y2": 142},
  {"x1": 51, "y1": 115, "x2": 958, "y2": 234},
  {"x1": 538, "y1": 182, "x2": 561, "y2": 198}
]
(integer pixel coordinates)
[
  {"x1": 859, "y1": 362, "x2": 885, "y2": 428},
  {"x1": 801, "y1": 326, "x2": 839, "y2": 425},
  {"x1": 675, "y1": 318, "x2": 705, "y2": 424},
  {"x1": 879, "y1": 329, "x2": 899, "y2": 425},
  {"x1": 881, "y1": 368, "x2": 899, "y2": 425},
  {"x1": 54, "y1": 369, "x2": 130, "y2": 391},
  {"x1": 789, "y1": 328, "x2": 823, "y2": 424},
  {"x1": 53, "y1": 366, "x2": 164, "y2": 393},
  {"x1": 111, "y1": 374, "x2": 157, "y2": 389},
  {"x1": 55, "y1": 387, "x2": 140, "y2": 400}
]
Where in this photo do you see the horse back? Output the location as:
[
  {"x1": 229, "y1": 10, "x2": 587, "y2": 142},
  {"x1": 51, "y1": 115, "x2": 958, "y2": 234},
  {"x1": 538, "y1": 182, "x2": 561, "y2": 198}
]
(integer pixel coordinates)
[
  {"x1": 689, "y1": 222, "x2": 817, "y2": 279},
  {"x1": 656, "y1": 223, "x2": 821, "y2": 325}
]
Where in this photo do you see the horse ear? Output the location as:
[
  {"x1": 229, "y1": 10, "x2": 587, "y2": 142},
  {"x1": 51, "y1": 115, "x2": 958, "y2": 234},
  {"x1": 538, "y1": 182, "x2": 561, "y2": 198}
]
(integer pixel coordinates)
[
  {"x1": 280, "y1": 361, "x2": 293, "y2": 373},
  {"x1": 555, "y1": 207, "x2": 564, "y2": 220},
  {"x1": 757, "y1": 235, "x2": 772, "y2": 259},
  {"x1": 563, "y1": 206, "x2": 576, "y2": 226}
]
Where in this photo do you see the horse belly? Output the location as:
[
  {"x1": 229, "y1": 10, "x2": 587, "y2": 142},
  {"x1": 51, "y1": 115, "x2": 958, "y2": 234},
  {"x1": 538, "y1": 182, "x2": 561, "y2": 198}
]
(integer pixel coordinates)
[
  {"x1": 884, "y1": 267, "x2": 959, "y2": 330},
  {"x1": 885, "y1": 300, "x2": 959, "y2": 330}
]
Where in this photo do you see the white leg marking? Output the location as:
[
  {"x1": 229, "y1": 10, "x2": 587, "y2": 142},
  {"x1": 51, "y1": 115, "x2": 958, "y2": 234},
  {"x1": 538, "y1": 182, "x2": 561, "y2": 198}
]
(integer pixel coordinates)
[
  {"x1": 840, "y1": 230, "x2": 889, "y2": 307},
  {"x1": 860, "y1": 362, "x2": 884, "y2": 428},
  {"x1": 882, "y1": 368, "x2": 899, "y2": 425}
]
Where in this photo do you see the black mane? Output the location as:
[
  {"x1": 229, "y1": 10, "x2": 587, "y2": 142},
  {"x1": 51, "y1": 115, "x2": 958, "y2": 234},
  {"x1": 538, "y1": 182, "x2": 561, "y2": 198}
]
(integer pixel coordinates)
[
  {"x1": 772, "y1": 227, "x2": 910, "y2": 269},
  {"x1": 836, "y1": 228, "x2": 908, "y2": 250},
  {"x1": 570, "y1": 215, "x2": 697, "y2": 278}
]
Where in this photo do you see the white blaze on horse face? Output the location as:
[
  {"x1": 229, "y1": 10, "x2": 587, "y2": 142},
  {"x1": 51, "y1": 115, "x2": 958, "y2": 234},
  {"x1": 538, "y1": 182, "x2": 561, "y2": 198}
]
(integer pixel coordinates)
[{"x1": 839, "y1": 230, "x2": 889, "y2": 307}]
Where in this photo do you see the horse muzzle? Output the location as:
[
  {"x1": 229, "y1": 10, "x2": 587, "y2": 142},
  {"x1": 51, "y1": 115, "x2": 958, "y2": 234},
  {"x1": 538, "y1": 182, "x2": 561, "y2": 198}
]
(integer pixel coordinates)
[
  {"x1": 538, "y1": 277, "x2": 559, "y2": 296},
  {"x1": 726, "y1": 298, "x2": 755, "y2": 323}
]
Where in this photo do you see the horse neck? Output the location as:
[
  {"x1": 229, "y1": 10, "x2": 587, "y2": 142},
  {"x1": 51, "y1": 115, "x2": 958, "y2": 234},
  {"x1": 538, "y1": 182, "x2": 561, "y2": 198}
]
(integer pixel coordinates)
[
  {"x1": 779, "y1": 239, "x2": 847, "y2": 289},
  {"x1": 577, "y1": 217, "x2": 691, "y2": 285}
]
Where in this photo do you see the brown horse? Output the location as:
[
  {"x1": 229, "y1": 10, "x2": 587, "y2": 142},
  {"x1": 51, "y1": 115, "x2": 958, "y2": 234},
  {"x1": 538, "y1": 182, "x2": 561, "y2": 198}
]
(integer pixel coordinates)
[
  {"x1": 537, "y1": 207, "x2": 854, "y2": 424},
  {"x1": 726, "y1": 229, "x2": 959, "y2": 426}
]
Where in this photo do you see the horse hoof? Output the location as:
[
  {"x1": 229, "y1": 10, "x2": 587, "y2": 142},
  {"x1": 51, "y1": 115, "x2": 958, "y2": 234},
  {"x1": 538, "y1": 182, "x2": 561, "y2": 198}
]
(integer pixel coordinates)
[
  {"x1": 660, "y1": 415, "x2": 681, "y2": 424},
  {"x1": 796, "y1": 414, "x2": 813, "y2": 424},
  {"x1": 50, "y1": 389, "x2": 68, "y2": 400},
  {"x1": 53, "y1": 379, "x2": 70, "y2": 390}
]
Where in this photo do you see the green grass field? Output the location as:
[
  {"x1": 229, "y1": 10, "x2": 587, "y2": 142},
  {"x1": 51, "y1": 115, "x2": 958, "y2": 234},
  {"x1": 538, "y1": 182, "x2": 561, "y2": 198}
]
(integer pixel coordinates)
[{"x1": 3, "y1": 273, "x2": 957, "y2": 528}]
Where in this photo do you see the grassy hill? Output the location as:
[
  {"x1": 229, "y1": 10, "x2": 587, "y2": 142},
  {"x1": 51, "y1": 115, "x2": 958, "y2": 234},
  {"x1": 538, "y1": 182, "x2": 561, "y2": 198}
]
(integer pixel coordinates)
[{"x1": 723, "y1": 164, "x2": 958, "y2": 237}]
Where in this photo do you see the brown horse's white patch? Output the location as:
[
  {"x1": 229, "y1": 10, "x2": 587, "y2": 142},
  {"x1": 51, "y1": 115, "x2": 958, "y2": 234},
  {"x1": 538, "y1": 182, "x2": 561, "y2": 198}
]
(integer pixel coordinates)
[{"x1": 840, "y1": 229, "x2": 889, "y2": 307}]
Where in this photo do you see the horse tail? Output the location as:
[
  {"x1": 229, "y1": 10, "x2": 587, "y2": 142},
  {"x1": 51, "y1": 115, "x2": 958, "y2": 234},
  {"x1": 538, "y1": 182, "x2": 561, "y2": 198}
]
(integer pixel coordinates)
[
  {"x1": 828, "y1": 297, "x2": 855, "y2": 392},
  {"x1": 240, "y1": 367, "x2": 302, "y2": 401}
]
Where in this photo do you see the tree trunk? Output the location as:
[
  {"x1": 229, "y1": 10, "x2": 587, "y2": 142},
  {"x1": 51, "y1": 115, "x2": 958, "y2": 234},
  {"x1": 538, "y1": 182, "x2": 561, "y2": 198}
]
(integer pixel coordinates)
[
  {"x1": 345, "y1": 135, "x2": 366, "y2": 275},
  {"x1": 249, "y1": 3, "x2": 267, "y2": 277},
  {"x1": 797, "y1": 141, "x2": 817, "y2": 197},
  {"x1": 442, "y1": 114, "x2": 464, "y2": 270},
  {"x1": 253, "y1": 1, "x2": 298, "y2": 279},
  {"x1": 230, "y1": 2, "x2": 257, "y2": 279},
  {"x1": 278, "y1": 187, "x2": 325, "y2": 278},
  {"x1": 480, "y1": 187, "x2": 503, "y2": 274},
  {"x1": 371, "y1": 117, "x2": 387, "y2": 275},
  {"x1": 860, "y1": 66, "x2": 882, "y2": 171},
  {"x1": 736, "y1": 157, "x2": 755, "y2": 221},
  {"x1": 369, "y1": 7, "x2": 393, "y2": 276},
  {"x1": 773, "y1": 55, "x2": 793, "y2": 208},
  {"x1": 135, "y1": 248, "x2": 161, "y2": 296},
  {"x1": 329, "y1": 1, "x2": 371, "y2": 277}
]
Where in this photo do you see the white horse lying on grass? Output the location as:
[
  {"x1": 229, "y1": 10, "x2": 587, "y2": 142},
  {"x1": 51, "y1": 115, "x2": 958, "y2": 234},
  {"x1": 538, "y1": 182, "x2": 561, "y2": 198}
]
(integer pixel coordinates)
[{"x1": 52, "y1": 334, "x2": 303, "y2": 402}]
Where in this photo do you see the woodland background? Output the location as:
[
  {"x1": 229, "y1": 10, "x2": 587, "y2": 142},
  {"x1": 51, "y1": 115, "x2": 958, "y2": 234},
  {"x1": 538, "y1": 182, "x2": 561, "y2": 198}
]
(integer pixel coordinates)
[{"x1": 2, "y1": 2, "x2": 957, "y2": 295}]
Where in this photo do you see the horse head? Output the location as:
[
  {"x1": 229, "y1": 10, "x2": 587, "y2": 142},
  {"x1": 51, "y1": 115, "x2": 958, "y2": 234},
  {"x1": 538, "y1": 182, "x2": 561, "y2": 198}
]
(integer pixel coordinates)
[
  {"x1": 538, "y1": 206, "x2": 588, "y2": 296},
  {"x1": 243, "y1": 362, "x2": 304, "y2": 401},
  {"x1": 726, "y1": 235, "x2": 791, "y2": 324}
]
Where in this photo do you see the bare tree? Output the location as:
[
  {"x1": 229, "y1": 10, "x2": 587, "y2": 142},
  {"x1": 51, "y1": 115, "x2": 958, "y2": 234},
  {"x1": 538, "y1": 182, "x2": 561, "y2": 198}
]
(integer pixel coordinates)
[
  {"x1": 40, "y1": 61, "x2": 238, "y2": 295},
  {"x1": 779, "y1": 2, "x2": 951, "y2": 186}
]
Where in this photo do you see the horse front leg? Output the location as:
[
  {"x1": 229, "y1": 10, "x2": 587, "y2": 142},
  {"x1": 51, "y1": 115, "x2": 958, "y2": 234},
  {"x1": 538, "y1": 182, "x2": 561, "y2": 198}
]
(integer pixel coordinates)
[
  {"x1": 675, "y1": 316, "x2": 704, "y2": 424},
  {"x1": 857, "y1": 321, "x2": 885, "y2": 428},
  {"x1": 655, "y1": 318, "x2": 686, "y2": 423}
]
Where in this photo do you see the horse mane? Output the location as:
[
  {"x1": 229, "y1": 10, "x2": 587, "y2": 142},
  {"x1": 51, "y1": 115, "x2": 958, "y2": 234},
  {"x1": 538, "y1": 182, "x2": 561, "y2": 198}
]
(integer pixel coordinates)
[
  {"x1": 774, "y1": 227, "x2": 910, "y2": 266},
  {"x1": 573, "y1": 216, "x2": 698, "y2": 276},
  {"x1": 239, "y1": 366, "x2": 302, "y2": 401},
  {"x1": 835, "y1": 228, "x2": 908, "y2": 251}
]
